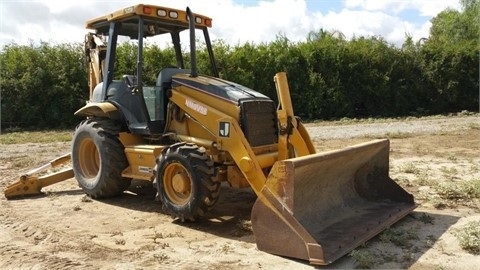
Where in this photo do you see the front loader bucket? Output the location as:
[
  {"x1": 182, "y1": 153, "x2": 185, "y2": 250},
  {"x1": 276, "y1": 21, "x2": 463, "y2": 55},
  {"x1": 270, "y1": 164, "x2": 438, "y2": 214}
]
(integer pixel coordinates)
[{"x1": 251, "y1": 139, "x2": 415, "y2": 265}]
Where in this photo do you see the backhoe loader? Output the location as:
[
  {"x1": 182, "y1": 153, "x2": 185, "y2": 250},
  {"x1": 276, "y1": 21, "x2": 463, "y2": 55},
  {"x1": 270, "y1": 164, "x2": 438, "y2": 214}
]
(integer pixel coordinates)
[{"x1": 4, "y1": 4, "x2": 415, "y2": 265}]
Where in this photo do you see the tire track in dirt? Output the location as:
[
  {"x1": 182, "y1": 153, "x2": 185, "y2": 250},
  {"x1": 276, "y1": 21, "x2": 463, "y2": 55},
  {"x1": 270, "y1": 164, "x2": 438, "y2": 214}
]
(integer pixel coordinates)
[
  {"x1": 0, "y1": 243, "x2": 82, "y2": 270},
  {"x1": 0, "y1": 215, "x2": 85, "y2": 269},
  {"x1": 0, "y1": 202, "x2": 142, "y2": 270}
]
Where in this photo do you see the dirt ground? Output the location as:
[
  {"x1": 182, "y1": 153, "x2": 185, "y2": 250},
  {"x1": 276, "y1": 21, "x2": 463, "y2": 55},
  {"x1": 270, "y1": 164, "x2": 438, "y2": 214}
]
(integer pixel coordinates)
[{"x1": 0, "y1": 114, "x2": 479, "y2": 269}]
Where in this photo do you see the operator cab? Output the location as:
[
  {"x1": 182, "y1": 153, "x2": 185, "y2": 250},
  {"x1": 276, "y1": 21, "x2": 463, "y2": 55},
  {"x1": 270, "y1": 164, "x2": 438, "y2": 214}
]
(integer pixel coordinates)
[{"x1": 84, "y1": 4, "x2": 218, "y2": 135}]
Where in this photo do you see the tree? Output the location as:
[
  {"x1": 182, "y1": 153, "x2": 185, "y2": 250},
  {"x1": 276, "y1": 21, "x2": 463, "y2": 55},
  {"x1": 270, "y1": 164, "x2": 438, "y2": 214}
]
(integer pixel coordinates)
[
  {"x1": 429, "y1": 0, "x2": 479, "y2": 45},
  {"x1": 422, "y1": 0, "x2": 479, "y2": 113}
]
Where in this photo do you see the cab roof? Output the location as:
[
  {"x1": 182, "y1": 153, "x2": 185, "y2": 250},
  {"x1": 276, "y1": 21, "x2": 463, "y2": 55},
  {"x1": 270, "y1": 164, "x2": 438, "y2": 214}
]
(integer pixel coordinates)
[{"x1": 85, "y1": 4, "x2": 212, "y2": 38}]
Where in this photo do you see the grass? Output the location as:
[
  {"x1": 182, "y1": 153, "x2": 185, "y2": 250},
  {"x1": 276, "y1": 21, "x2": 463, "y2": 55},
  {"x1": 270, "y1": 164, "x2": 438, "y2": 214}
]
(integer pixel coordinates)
[
  {"x1": 3, "y1": 156, "x2": 37, "y2": 169},
  {"x1": 350, "y1": 248, "x2": 375, "y2": 269},
  {"x1": 454, "y1": 221, "x2": 480, "y2": 254},
  {"x1": 468, "y1": 122, "x2": 480, "y2": 130},
  {"x1": 0, "y1": 130, "x2": 72, "y2": 144},
  {"x1": 395, "y1": 162, "x2": 433, "y2": 186},
  {"x1": 436, "y1": 179, "x2": 480, "y2": 201},
  {"x1": 430, "y1": 179, "x2": 480, "y2": 208},
  {"x1": 399, "y1": 162, "x2": 421, "y2": 174},
  {"x1": 439, "y1": 166, "x2": 458, "y2": 178},
  {"x1": 416, "y1": 172, "x2": 432, "y2": 186},
  {"x1": 470, "y1": 163, "x2": 479, "y2": 174},
  {"x1": 386, "y1": 131, "x2": 413, "y2": 139},
  {"x1": 306, "y1": 111, "x2": 478, "y2": 126},
  {"x1": 379, "y1": 228, "x2": 419, "y2": 248},
  {"x1": 446, "y1": 154, "x2": 458, "y2": 162},
  {"x1": 417, "y1": 213, "x2": 434, "y2": 224}
]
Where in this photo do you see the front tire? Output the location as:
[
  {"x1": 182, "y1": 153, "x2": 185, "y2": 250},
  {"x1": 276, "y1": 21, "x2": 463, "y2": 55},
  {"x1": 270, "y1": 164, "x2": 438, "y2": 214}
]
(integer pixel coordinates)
[
  {"x1": 156, "y1": 143, "x2": 220, "y2": 221},
  {"x1": 72, "y1": 118, "x2": 131, "y2": 198}
]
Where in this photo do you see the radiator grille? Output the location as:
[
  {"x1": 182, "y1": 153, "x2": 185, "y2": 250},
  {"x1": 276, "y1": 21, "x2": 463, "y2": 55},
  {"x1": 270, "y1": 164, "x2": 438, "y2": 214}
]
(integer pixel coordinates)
[{"x1": 240, "y1": 100, "x2": 277, "y2": 147}]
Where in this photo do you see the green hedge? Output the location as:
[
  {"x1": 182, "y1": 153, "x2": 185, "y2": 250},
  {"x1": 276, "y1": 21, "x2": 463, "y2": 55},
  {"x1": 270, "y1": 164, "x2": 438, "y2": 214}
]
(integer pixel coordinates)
[{"x1": 1, "y1": 21, "x2": 478, "y2": 129}]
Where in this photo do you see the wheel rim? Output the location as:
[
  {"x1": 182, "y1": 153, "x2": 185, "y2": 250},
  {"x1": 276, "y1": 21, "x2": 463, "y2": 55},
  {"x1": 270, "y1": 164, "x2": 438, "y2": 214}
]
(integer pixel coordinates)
[
  {"x1": 163, "y1": 161, "x2": 192, "y2": 205},
  {"x1": 78, "y1": 137, "x2": 100, "y2": 182}
]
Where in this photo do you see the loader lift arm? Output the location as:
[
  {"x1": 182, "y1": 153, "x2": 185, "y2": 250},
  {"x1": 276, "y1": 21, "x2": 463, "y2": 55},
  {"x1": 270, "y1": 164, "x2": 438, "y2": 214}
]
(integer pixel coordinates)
[
  {"x1": 275, "y1": 72, "x2": 316, "y2": 159},
  {"x1": 4, "y1": 153, "x2": 74, "y2": 199}
]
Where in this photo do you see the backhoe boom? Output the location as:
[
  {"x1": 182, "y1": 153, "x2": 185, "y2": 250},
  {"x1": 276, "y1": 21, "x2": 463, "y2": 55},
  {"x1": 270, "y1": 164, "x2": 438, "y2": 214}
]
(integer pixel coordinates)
[{"x1": 4, "y1": 153, "x2": 73, "y2": 199}]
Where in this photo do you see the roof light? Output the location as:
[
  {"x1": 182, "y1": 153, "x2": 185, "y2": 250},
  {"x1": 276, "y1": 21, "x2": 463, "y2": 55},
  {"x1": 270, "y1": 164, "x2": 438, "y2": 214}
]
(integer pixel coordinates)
[
  {"x1": 124, "y1": 6, "x2": 134, "y2": 13},
  {"x1": 195, "y1": 16, "x2": 202, "y2": 24},
  {"x1": 205, "y1": 19, "x2": 212, "y2": 27},
  {"x1": 143, "y1": 6, "x2": 152, "y2": 14},
  {"x1": 157, "y1": 9, "x2": 167, "y2": 17},
  {"x1": 169, "y1": 11, "x2": 178, "y2": 19}
]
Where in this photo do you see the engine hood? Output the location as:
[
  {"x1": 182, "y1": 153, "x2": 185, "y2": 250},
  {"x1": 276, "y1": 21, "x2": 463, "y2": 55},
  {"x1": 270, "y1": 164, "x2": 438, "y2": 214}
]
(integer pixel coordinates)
[{"x1": 172, "y1": 74, "x2": 270, "y2": 103}]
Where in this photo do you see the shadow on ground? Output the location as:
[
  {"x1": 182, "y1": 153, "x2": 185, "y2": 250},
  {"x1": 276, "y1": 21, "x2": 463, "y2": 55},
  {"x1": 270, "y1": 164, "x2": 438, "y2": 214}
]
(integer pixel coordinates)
[{"x1": 318, "y1": 210, "x2": 461, "y2": 269}]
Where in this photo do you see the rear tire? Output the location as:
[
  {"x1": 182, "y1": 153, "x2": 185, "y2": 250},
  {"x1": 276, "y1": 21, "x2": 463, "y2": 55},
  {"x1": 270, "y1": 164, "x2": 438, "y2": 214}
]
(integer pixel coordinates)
[
  {"x1": 72, "y1": 118, "x2": 131, "y2": 198},
  {"x1": 156, "y1": 142, "x2": 220, "y2": 221}
]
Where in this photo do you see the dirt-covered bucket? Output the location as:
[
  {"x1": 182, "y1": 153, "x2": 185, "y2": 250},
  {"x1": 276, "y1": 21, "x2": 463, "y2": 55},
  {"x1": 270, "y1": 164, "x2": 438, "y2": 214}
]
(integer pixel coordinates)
[{"x1": 251, "y1": 139, "x2": 416, "y2": 265}]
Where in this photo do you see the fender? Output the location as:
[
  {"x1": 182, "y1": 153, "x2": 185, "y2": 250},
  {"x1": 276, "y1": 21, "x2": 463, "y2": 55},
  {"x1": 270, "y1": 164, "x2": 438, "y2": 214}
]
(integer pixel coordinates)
[{"x1": 74, "y1": 102, "x2": 120, "y2": 119}]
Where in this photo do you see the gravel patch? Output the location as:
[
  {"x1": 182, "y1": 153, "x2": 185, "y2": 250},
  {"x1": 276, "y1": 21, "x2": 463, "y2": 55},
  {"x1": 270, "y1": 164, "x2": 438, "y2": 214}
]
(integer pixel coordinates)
[{"x1": 305, "y1": 115, "x2": 479, "y2": 140}]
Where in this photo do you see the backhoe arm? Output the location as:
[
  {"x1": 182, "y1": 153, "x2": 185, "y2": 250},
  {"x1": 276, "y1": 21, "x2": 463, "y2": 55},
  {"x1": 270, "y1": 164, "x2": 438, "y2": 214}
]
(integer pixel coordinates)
[
  {"x1": 85, "y1": 33, "x2": 107, "y2": 97},
  {"x1": 4, "y1": 153, "x2": 74, "y2": 199}
]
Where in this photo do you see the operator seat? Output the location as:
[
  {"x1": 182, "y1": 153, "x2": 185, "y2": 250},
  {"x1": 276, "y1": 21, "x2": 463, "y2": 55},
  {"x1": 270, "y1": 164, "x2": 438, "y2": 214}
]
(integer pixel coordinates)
[{"x1": 156, "y1": 67, "x2": 190, "y2": 89}]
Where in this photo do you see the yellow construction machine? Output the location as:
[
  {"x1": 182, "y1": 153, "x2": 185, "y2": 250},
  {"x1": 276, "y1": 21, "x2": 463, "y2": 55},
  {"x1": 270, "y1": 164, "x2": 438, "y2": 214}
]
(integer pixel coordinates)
[{"x1": 4, "y1": 4, "x2": 415, "y2": 265}]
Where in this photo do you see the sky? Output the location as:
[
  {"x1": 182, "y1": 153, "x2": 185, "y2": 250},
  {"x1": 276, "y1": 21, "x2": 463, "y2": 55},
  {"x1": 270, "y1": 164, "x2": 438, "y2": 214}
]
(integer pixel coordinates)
[{"x1": 0, "y1": 0, "x2": 462, "y2": 48}]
